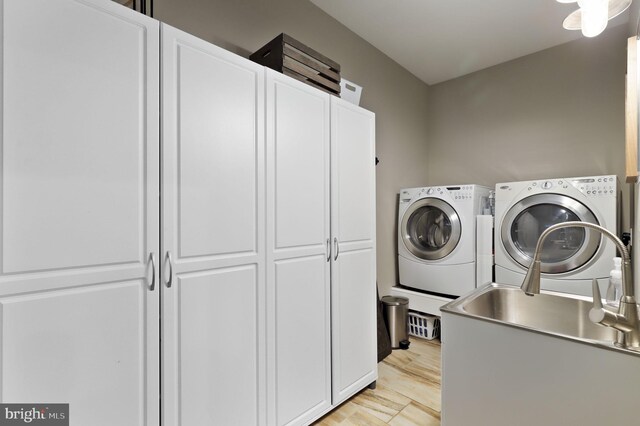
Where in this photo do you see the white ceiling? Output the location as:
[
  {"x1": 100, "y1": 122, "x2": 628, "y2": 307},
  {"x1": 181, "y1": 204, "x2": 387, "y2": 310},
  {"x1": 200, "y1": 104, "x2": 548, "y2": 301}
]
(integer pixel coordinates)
[{"x1": 309, "y1": 0, "x2": 630, "y2": 85}]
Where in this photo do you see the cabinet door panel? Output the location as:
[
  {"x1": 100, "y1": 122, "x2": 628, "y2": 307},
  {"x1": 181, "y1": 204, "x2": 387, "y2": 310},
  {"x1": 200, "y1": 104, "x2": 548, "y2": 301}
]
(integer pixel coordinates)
[
  {"x1": 272, "y1": 82, "x2": 329, "y2": 250},
  {"x1": 331, "y1": 97, "x2": 377, "y2": 405},
  {"x1": 266, "y1": 70, "x2": 331, "y2": 426},
  {"x1": 331, "y1": 99, "x2": 376, "y2": 247},
  {"x1": 1, "y1": 282, "x2": 146, "y2": 426},
  {"x1": 4, "y1": 0, "x2": 151, "y2": 273},
  {"x1": 177, "y1": 267, "x2": 259, "y2": 426},
  {"x1": 0, "y1": 2, "x2": 160, "y2": 425},
  {"x1": 274, "y1": 257, "x2": 330, "y2": 426},
  {"x1": 331, "y1": 249, "x2": 376, "y2": 400},
  {"x1": 161, "y1": 24, "x2": 265, "y2": 426},
  {"x1": 176, "y1": 45, "x2": 259, "y2": 259}
]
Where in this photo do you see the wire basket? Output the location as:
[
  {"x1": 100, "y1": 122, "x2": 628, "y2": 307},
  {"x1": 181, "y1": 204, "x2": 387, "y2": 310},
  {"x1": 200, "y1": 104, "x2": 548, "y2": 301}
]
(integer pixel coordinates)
[{"x1": 408, "y1": 311, "x2": 440, "y2": 340}]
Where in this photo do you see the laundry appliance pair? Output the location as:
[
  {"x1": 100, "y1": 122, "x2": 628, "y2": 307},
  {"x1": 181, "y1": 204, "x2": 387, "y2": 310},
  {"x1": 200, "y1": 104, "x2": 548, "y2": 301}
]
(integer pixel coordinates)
[{"x1": 397, "y1": 175, "x2": 619, "y2": 302}]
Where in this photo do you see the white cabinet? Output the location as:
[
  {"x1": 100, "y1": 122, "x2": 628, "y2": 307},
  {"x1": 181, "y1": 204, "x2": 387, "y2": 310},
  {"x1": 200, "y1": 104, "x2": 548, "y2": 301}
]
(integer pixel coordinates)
[
  {"x1": 265, "y1": 72, "x2": 377, "y2": 425},
  {"x1": 266, "y1": 69, "x2": 332, "y2": 426},
  {"x1": 0, "y1": 1, "x2": 159, "y2": 425},
  {"x1": 160, "y1": 24, "x2": 266, "y2": 426},
  {"x1": 1, "y1": 2, "x2": 376, "y2": 424},
  {"x1": 330, "y1": 98, "x2": 377, "y2": 405}
]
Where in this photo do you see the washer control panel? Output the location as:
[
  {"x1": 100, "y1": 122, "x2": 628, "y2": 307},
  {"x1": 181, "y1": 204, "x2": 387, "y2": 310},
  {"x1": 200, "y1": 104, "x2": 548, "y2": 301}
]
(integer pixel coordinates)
[
  {"x1": 400, "y1": 190, "x2": 412, "y2": 203},
  {"x1": 415, "y1": 185, "x2": 475, "y2": 200},
  {"x1": 401, "y1": 185, "x2": 483, "y2": 203}
]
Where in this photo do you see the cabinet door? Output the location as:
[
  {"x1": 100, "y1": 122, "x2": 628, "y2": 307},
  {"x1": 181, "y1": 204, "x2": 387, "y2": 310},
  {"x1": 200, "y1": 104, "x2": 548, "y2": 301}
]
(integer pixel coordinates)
[
  {"x1": 161, "y1": 24, "x2": 266, "y2": 426},
  {"x1": 265, "y1": 70, "x2": 332, "y2": 426},
  {"x1": 0, "y1": 1, "x2": 160, "y2": 425},
  {"x1": 330, "y1": 97, "x2": 377, "y2": 405}
]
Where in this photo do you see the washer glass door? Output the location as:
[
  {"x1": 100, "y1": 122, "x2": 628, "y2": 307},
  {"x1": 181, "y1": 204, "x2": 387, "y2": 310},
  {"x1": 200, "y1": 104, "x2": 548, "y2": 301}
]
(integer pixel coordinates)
[
  {"x1": 401, "y1": 198, "x2": 461, "y2": 260},
  {"x1": 502, "y1": 194, "x2": 600, "y2": 273}
]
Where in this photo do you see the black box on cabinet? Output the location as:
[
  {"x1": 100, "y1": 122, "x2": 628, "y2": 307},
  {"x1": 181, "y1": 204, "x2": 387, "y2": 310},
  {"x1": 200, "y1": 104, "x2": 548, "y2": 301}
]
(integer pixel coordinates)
[{"x1": 250, "y1": 33, "x2": 341, "y2": 96}]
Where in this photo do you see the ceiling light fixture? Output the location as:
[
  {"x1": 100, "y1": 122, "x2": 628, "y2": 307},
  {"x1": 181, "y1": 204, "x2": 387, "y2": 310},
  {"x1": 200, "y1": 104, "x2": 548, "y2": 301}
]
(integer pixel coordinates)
[{"x1": 558, "y1": 0, "x2": 632, "y2": 37}]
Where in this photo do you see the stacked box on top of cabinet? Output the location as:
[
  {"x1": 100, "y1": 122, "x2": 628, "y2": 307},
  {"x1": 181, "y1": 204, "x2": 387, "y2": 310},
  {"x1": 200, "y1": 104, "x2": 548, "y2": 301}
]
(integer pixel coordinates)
[{"x1": 250, "y1": 33, "x2": 342, "y2": 96}]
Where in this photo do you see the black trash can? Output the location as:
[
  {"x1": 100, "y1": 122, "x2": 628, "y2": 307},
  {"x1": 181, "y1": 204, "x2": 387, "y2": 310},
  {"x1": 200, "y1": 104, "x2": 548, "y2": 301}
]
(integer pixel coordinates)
[{"x1": 381, "y1": 296, "x2": 410, "y2": 350}]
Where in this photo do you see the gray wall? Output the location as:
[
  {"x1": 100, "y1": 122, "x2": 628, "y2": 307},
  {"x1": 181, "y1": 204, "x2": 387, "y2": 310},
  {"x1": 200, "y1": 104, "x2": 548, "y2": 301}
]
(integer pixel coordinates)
[
  {"x1": 629, "y1": 1, "x2": 640, "y2": 37},
  {"x1": 426, "y1": 24, "x2": 630, "y2": 229},
  {"x1": 154, "y1": 0, "x2": 431, "y2": 295}
]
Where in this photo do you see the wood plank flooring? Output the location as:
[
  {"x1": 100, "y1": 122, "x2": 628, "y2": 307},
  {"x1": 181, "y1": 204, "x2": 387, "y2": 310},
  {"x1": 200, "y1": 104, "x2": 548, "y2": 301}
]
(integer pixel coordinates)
[{"x1": 314, "y1": 337, "x2": 441, "y2": 425}]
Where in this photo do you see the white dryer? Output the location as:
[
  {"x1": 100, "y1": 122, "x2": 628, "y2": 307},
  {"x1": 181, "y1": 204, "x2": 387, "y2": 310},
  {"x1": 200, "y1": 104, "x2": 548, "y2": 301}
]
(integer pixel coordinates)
[
  {"x1": 494, "y1": 175, "x2": 619, "y2": 297},
  {"x1": 398, "y1": 184, "x2": 492, "y2": 296}
]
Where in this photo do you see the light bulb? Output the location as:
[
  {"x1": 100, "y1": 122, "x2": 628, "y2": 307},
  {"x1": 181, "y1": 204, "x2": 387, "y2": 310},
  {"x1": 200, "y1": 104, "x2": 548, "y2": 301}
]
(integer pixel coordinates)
[{"x1": 577, "y1": 0, "x2": 609, "y2": 37}]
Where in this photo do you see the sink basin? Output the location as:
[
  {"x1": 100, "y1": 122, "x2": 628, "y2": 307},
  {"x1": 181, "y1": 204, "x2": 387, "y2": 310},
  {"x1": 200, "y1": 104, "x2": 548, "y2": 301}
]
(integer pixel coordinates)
[
  {"x1": 454, "y1": 284, "x2": 616, "y2": 342},
  {"x1": 440, "y1": 283, "x2": 640, "y2": 426}
]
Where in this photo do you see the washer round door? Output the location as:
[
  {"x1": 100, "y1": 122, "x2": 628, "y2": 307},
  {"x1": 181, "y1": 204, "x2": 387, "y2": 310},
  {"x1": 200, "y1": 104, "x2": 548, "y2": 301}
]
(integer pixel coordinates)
[
  {"x1": 401, "y1": 198, "x2": 461, "y2": 261},
  {"x1": 501, "y1": 194, "x2": 600, "y2": 273}
]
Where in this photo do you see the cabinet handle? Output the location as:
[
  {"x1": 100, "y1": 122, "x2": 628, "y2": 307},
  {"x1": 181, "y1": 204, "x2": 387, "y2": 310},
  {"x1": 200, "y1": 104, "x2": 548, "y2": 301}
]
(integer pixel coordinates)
[
  {"x1": 334, "y1": 237, "x2": 340, "y2": 261},
  {"x1": 148, "y1": 252, "x2": 156, "y2": 291},
  {"x1": 326, "y1": 238, "x2": 331, "y2": 262},
  {"x1": 165, "y1": 251, "x2": 173, "y2": 288}
]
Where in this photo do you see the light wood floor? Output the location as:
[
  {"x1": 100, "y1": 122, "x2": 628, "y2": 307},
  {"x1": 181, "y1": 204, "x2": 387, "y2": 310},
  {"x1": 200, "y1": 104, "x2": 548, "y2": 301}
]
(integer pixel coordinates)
[{"x1": 314, "y1": 337, "x2": 441, "y2": 425}]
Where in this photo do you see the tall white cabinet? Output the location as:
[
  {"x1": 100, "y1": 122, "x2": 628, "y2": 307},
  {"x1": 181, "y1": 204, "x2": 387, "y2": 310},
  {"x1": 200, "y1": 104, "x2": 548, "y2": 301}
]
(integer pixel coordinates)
[
  {"x1": 1, "y1": 1, "x2": 376, "y2": 425},
  {"x1": 160, "y1": 24, "x2": 266, "y2": 426},
  {"x1": 265, "y1": 71, "x2": 377, "y2": 425},
  {"x1": 0, "y1": 1, "x2": 159, "y2": 425},
  {"x1": 330, "y1": 99, "x2": 377, "y2": 406},
  {"x1": 266, "y1": 70, "x2": 333, "y2": 426}
]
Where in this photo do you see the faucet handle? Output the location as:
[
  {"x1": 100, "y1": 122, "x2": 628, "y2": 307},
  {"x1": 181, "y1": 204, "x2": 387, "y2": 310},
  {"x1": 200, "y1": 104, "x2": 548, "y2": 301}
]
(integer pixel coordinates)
[{"x1": 589, "y1": 278, "x2": 621, "y2": 328}]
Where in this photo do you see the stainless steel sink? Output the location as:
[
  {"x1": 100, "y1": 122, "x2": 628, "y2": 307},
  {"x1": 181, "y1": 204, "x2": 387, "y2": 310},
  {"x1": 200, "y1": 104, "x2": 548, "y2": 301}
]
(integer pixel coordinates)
[
  {"x1": 441, "y1": 283, "x2": 640, "y2": 426},
  {"x1": 443, "y1": 283, "x2": 618, "y2": 344}
]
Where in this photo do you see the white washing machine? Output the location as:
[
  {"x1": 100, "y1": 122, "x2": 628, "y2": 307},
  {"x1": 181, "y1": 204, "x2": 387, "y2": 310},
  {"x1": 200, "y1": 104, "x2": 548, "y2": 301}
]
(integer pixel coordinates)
[
  {"x1": 398, "y1": 184, "x2": 492, "y2": 296},
  {"x1": 495, "y1": 175, "x2": 619, "y2": 297}
]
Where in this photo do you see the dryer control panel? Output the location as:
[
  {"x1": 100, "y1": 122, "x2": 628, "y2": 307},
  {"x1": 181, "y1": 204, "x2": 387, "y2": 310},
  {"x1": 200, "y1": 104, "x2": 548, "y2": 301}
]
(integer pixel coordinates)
[
  {"x1": 570, "y1": 176, "x2": 617, "y2": 197},
  {"x1": 446, "y1": 186, "x2": 475, "y2": 201},
  {"x1": 499, "y1": 175, "x2": 618, "y2": 198}
]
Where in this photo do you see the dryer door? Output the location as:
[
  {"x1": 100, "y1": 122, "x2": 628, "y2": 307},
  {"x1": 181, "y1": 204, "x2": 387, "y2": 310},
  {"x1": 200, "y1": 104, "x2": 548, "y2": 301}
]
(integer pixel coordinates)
[
  {"x1": 501, "y1": 194, "x2": 600, "y2": 273},
  {"x1": 401, "y1": 198, "x2": 461, "y2": 261}
]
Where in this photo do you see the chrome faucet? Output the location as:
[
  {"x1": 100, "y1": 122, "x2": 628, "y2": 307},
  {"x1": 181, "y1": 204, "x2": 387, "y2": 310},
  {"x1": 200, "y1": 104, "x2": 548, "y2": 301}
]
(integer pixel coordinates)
[{"x1": 521, "y1": 221, "x2": 640, "y2": 351}]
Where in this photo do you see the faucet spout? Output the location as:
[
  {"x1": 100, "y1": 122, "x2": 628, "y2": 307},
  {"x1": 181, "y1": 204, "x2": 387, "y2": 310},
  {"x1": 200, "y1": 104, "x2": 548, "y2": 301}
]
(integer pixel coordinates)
[{"x1": 520, "y1": 221, "x2": 640, "y2": 350}]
